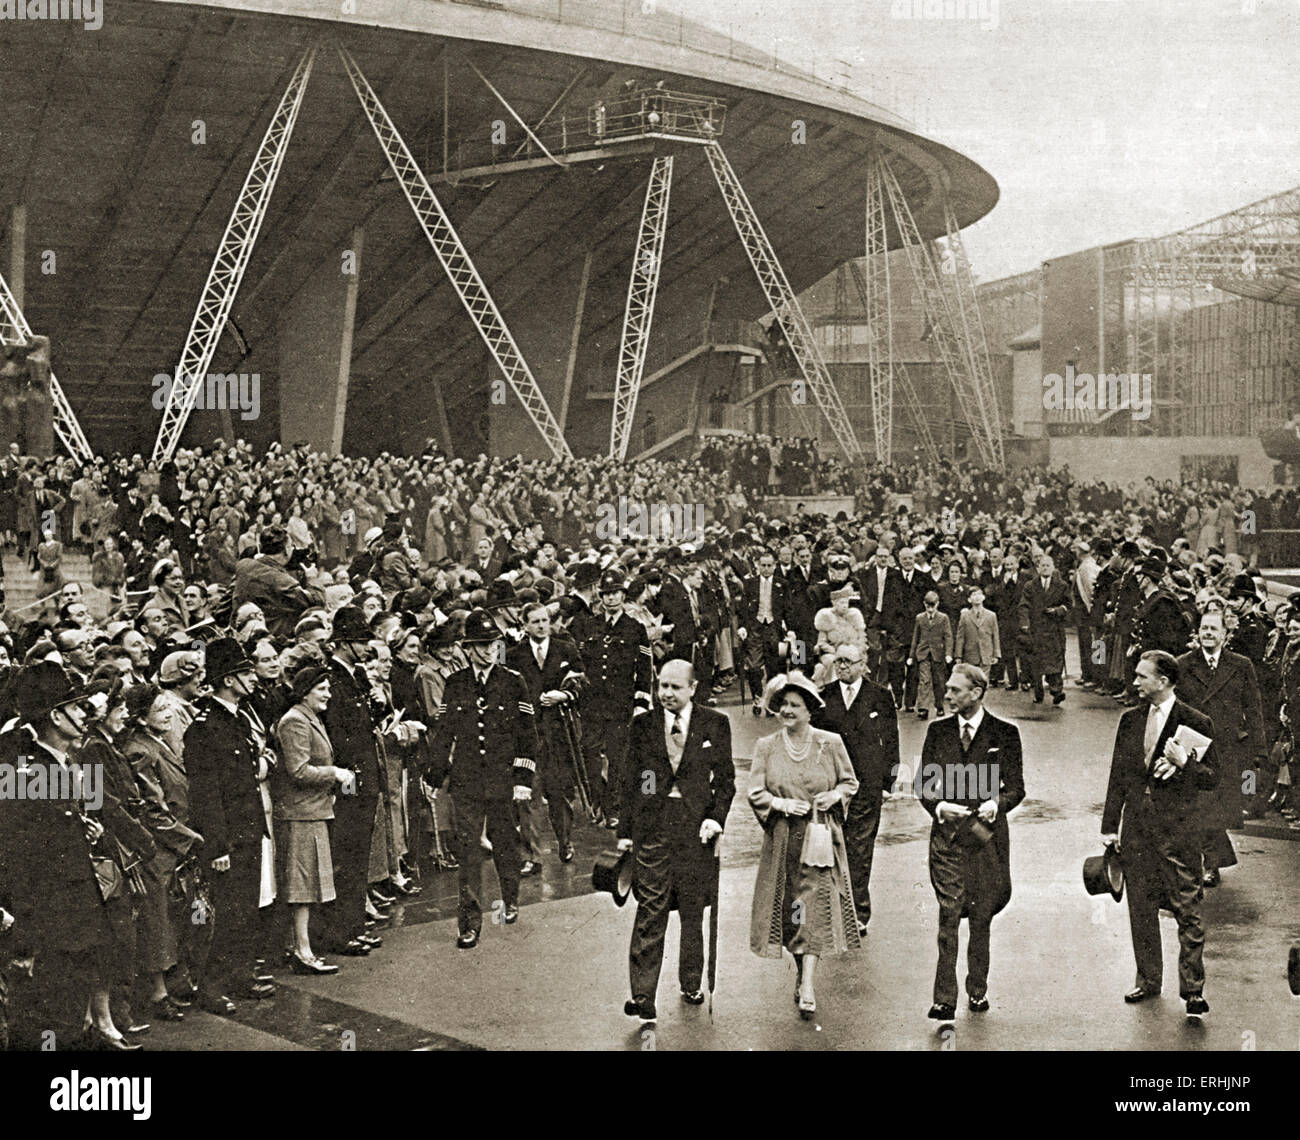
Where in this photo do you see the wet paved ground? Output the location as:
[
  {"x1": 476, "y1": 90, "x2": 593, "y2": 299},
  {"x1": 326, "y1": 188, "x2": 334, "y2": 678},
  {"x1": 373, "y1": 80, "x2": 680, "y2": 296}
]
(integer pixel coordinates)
[{"x1": 148, "y1": 643, "x2": 1300, "y2": 1051}]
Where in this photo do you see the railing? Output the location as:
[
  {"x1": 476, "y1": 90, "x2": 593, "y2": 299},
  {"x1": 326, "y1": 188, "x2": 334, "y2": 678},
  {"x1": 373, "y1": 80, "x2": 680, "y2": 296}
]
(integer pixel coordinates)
[
  {"x1": 439, "y1": 0, "x2": 926, "y2": 123},
  {"x1": 1258, "y1": 530, "x2": 1300, "y2": 571}
]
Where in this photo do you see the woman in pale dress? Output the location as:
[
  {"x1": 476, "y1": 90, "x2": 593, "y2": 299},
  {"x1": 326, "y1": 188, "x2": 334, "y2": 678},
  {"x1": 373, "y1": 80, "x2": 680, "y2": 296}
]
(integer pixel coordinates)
[{"x1": 748, "y1": 671, "x2": 859, "y2": 1019}]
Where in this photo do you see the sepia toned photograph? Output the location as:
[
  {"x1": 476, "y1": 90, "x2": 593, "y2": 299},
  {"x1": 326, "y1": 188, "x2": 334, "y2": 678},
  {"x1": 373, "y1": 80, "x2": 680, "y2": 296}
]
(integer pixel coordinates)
[{"x1": 0, "y1": 0, "x2": 1297, "y2": 1108}]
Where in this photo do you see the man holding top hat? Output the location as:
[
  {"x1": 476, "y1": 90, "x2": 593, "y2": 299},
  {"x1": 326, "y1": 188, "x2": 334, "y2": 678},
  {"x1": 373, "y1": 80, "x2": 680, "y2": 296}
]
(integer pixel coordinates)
[
  {"x1": 425, "y1": 609, "x2": 537, "y2": 949},
  {"x1": 617, "y1": 658, "x2": 734, "y2": 1022},
  {"x1": 1101, "y1": 649, "x2": 1218, "y2": 1018}
]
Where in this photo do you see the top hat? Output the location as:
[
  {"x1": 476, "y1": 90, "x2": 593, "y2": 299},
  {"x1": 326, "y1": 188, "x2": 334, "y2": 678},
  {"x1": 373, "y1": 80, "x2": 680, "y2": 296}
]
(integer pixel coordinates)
[
  {"x1": 330, "y1": 605, "x2": 372, "y2": 644},
  {"x1": 763, "y1": 670, "x2": 825, "y2": 715},
  {"x1": 592, "y1": 848, "x2": 634, "y2": 908},
  {"x1": 484, "y1": 578, "x2": 517, "y2": 610},
  {"x1": 1082, "y1": 844, "x2": 1124, "y2": 902},
  {"x1": 569, "y1": 562, "x2": 601, "y2": 588},
  {"x1": 460, "y1": 608, "x2": 500, "y2": 645},
  {"x1": 1137, "y1": 556, "x2": 1167, "y2": 580},
  {"x1": 204, "y1": 637, "x2": 254, "y2": 682}
]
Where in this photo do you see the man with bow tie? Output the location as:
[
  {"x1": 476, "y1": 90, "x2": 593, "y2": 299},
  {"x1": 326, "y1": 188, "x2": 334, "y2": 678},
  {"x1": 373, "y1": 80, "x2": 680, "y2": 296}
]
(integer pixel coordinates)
[
  {"x1": 918, "y1": 664, "x2": 1024, "y2": 1021},
  {"x1": 1101, "y1": 650, "x2": 1218, "y2": 1018},
  {"x1": 1175, "y1": 610, "x2": 1264, "y2": 889},
  {"x1": 617, "y1": 659, "x2": 735, "y2": 1022},
  {"x1": 506, "y1": 602, "x2": 586, "y2": 869}
]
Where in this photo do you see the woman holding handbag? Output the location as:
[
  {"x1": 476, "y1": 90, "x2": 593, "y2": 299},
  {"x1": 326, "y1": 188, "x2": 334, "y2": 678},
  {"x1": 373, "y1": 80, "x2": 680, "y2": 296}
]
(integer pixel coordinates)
[{"x1": 747, "y1": 671, "x2": 859, "y2": 1019}]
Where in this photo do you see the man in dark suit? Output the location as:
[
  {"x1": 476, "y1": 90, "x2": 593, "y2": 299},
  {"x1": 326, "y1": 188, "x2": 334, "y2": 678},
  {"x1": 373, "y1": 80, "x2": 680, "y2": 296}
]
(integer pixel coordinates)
[
  {"x1": 185, "y1": 638, "x2": 272, "y2": 1014},
  {"x1": 987, "y1": 554, "x2": 1025, "y2": 691},
  {"x1": 783, "y1": 546, "x2": 819, "y2": 658},
  {"x1": 651, "y1": 556, "x2": 696, "y2": 663},
  {"x1": 617, "y1": 659, "x2": 735, "y2": 1021},
  {"x1": 918, "y1": 663, "x2": 1025, "y2": 1019},
  {"x1": 506, "y1": 602, "x2": 586, "y2": 868},
  {"x1": 1102, "y1": 650, "x2": 1218, "y2": 1017},
  {"x1": 1175, "y1": 610, "x2": 1265, "y2": 887},
  {"x1": 318, "y1": 606, "x2": 385, "y2": 958},
  {"x1": 889, "y1": 546, "x2": 927, "y2": 707},
  {"x1": 815, "y1": 643, "x2": 899, "y2": 934},
  {"x1": 737, "y1": 548, "x2": 788, "y2": 716},
  {"x1": 1018, "y1": 552, "x2": 1070, "y2": 705}
]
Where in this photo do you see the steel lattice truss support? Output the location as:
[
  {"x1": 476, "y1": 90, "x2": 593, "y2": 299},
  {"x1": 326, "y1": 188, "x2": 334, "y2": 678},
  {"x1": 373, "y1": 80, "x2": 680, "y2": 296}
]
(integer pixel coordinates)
[
  {"x1": 940, "y1": 199, "x2": 1005, "y2": 466},
  {"x1": 152, "y1": 46, "x2": 317, "y2": 462},
  {"x1": 704, "y1": 143, "x2": 865, "y2": 461},
  {"x1": 877, "y1": 154, "x2": 1002, "y2": 467},
  {"x1": 0, "y1": 269, "x2": 92, "y2": 460},
  {"x1": 860, "y1": 157, "x2": 894, "y2": 463},
  {"x1": 895, "y1": 363, "x2": 940, "y2": 465},
  {"x1": 610, "y1": 156, "x2": 673, "y2": 460},
  {"x1": 338, "y1": 46, "x2": 573, "y2": 460}
]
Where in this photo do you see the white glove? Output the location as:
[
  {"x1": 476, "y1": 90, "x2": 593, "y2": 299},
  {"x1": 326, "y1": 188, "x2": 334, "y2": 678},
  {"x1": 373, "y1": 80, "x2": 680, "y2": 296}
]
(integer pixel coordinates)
[
  {"x1": 512, "y1": 785, "x2": 532, "y2": 802},
  {"x1": 699, "y1": 819, "x2": 723, "y2": 844},
  {"x1": 616, "y1": 838, "x2": 634, "y2": 853}
]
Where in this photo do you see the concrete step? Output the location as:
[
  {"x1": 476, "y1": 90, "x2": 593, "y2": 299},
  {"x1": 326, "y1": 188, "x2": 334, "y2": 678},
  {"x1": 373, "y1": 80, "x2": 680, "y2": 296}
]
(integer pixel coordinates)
[{"x1": 3, "y1": 551, "x2": 110, "y2": 623}]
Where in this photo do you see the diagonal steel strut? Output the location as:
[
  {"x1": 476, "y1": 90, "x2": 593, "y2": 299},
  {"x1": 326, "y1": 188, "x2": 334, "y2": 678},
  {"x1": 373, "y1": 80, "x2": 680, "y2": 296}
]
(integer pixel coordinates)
[
  {"x1": 153, "y1": 45, "x2": 318, "y2": 463},
  {"x1": 0, "y1": 268, "x2": 93, "y2": 460},
  {"x1": 703, "y1": 142, "x2": 864, "y2": 462},
  {"x1": 610, "y1": 156, "x2": 673, "y2": 460},
  {"x1": 338, "y1": 45, "x2": 572, "y2": 460}
]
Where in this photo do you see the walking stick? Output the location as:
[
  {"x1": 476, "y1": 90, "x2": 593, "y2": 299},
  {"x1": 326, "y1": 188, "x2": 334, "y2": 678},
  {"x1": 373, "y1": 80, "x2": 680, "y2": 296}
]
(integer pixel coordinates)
[{"x1": 707, "y1": 832, "x2": 720, "y2": 1019}]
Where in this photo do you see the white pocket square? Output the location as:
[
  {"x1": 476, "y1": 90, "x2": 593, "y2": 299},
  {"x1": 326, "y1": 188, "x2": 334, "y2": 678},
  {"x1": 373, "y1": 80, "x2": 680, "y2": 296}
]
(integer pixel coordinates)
[
  {"x1": 701, "y1": 740, "x2": 712, "y2": 749},
  {"x1": 869, "y1": 711, "x2": 879, "y2": 719},
  {"x1": 987, "y1": 747, "x2": 999, "y2": 754}
]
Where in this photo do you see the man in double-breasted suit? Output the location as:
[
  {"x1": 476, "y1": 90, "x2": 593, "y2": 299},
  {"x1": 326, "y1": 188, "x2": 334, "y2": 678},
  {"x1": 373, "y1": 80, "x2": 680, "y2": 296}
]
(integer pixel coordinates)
[
  {"x1": 954, "y1": 587, "x2": 1001, "y2": 669},
  {"x1": 506, "y1": 602, "x2": 585, "y2": 867},
  {"x1": 908, "y1": 590, "x2": 953, "y2": 718},
  {"x1": 1175, "y1": 610, "x2": 1264, "y2": 886},
  {"x1": 617, "y1": 659, "x2": 735, "y2": 1021},
  {"x1": 815, "y1": 643, "x2": 899, "y2": 933},
  {"x1": 1018, "y1": 553, "x2": 1069, "y2": 704},
  {"x1": 1102, "y1": 650, "x2": 1218, "y2": 1016},
  {"x1": 918, "y1": 664, "x2": 1025, "y2": 1018}
]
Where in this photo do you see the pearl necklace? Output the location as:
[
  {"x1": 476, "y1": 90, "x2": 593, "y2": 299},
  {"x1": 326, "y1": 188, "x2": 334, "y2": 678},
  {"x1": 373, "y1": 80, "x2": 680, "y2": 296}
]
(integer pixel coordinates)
[{"x1": 782, "y1": 729, "x2": 812, "y2": 761}]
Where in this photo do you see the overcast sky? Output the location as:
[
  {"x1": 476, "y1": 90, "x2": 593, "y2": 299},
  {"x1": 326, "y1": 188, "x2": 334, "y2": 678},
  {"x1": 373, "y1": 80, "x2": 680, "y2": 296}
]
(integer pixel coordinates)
[{"x1": 675, "y1": 0, "x2": 1299, "y2": 281}]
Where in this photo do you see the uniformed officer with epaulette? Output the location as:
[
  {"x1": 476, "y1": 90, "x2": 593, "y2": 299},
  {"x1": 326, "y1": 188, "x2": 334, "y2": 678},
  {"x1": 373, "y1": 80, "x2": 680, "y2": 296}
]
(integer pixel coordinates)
[
  {"x1": 184, "y1": 637, "x2": 271, "y2": 1016},
  {"x1": 574, "y1": 569, "x2": 654, "y2": 829},
  {"x1": 319, "y1": 605, "x2": 384, "y2": 958},
  {"x1": 426, "y1": 609, "x2": 538, "y2": 950}
]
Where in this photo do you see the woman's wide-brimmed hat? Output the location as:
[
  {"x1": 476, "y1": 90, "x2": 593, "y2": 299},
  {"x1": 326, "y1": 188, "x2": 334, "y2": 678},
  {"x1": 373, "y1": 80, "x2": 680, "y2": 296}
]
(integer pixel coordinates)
[
  {"x1": 828, "y1": 583, "x2": 859, "y2": 603},
  {"x1": 763, "y1": 670, "x2": 825, "y2": 715}
]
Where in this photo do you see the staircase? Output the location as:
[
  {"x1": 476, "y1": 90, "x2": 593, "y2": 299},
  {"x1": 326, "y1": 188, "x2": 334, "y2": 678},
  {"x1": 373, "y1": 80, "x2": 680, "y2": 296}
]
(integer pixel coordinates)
[{"x1": 3, "y1": 550, "x2": 112, "y2": 624}]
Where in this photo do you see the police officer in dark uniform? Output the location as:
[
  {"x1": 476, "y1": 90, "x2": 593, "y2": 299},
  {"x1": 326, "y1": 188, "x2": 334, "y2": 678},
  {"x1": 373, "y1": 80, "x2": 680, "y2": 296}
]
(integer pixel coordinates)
[
  {"x1": 573, "y1": 569, "x2": 654, "y2": 829},
  {"x1": 318, "y1": 606, "x2": 384, "y2": 958},
  {"x1": 184, "y1": 637, "x2": 270, "y2": 1015},
  {"x1": 426, "y1": 609, "x2": 537, "y2": 949},
  {"x1": 506, "y1": 601, "x2": 585, "y2": 867}
]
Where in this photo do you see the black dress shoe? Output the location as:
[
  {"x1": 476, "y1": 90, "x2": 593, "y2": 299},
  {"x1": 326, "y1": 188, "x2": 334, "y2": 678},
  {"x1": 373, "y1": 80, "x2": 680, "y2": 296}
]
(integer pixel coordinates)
[
  {"x1": 1124, "y1": 987, "x2": 1159, "y2": 1004},
  {"x1": 356, "y1": 932, "x2": 383, "y2": 948},
  {"x1": 624, "y1": 998, "x2": 657, "y2": 1022},
  {"x1": 519, "y1": 860, "x2": 541, "y2": 877},
  {"x1": 456, "y1": 930, "x2": 480, "y2": 950},
  {"x1": 1287, "y1": 943, "x2": 1300, "y2": 996},
  {"x1": 333, "y1": 940, "x2": 372, "y2": 957},
  {"x1": 121, "y1": 1020, "x2": 152, "y2": 1036},
  {"x1": 501, "y1": 905, "x2": 519, "y2": 924},
  {"x1": 369, "y1": 887, "x2": 396, "y2": 905},
  {"x1": 681, "y1": 989, "x2": 705, "y2": 1006},
  {"x1": 927, "y1": 1003, "x2": 956, "y2": 1021},
  {"x1": 391, "y1": 879, "x2": 422, "y2": 896},
  {"x1": 165, "y1": 991, "x2": 193, "y2": 1009},
  {"x1": 151, "y1": 996, "x2": 186, "y2": 1022},
  {"x1": 1202, "y1": 869, "x2": 1220, "y2": 888},
  {"x1": 1185, "y1": 995, "x2": 1209, "y2": 1017},
  {"x1": 254, "y1": 969, "x2": 275, "y2": 983},
  {"x1": 196, "y1": 992, "x2": 237, "y2": 1016},
  {"x1": 560, "y1": 842, "x2": 575, "y2": 863},
  {"x1": 1052, "y1": 691, "x2": 1066, "y2": 705},
  {"x1": 246, "y1": 982, "x2": 277, "y2": 1000},
  {"x1": 968, "y1": 996, "x2": 989, "y2": 1013}
]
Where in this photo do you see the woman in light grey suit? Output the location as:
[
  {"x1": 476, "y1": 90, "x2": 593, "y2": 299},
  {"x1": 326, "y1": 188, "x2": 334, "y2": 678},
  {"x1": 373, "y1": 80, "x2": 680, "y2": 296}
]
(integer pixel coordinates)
[{"x1": 274, "y1": 665, "x2": 354, "y2": 975}]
